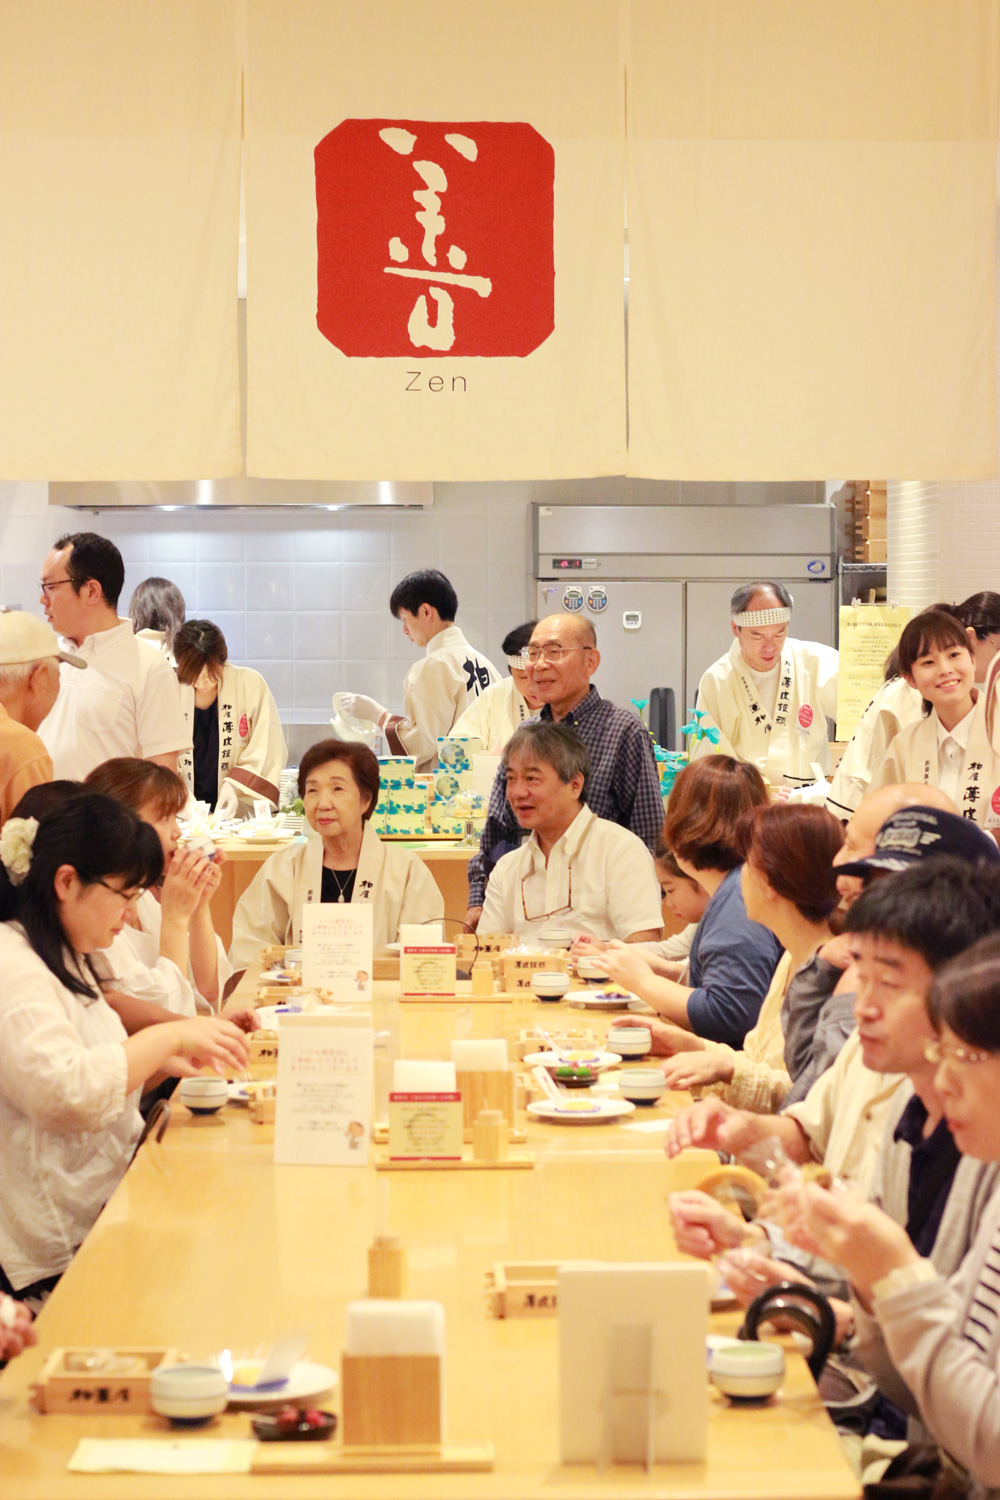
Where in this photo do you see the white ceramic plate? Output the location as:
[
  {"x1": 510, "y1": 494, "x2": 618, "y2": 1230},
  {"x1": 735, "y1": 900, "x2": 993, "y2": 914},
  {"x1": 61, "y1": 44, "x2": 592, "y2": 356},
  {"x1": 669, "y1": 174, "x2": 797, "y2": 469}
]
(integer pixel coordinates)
[
  {"x1": 527, "y1": 1098, "x2": 635, "y2": 1125},
  {"x1": 227, "y1": 1360, "x2": 338, "y2": 1410},
  {"x1": 523, "y1": 1050, "x2": 620, "y2": 1074},
  {"x1": 564, "y1": 988, "x2": 638, "y2": 1011}
]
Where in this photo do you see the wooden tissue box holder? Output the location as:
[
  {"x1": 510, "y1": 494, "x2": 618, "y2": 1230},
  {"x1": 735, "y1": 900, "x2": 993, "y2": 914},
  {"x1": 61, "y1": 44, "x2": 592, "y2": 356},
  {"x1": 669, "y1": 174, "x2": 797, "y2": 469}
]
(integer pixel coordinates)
[
  {"x1": 341, "y1": 1354, "x2": 441, "y2": 1446},
  {"x1": 456, "y1": 1067, "x2": 516, "y2": 1136}
]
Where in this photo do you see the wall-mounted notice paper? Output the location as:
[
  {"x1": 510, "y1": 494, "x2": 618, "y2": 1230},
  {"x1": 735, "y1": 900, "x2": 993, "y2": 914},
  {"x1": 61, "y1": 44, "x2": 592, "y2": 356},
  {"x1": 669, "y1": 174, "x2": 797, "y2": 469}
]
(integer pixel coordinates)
[
  {"x1": 835, "y1": 604, "x2": 911, "y2": 741},
  {"x1": 274, "y1": 1022, "x2": 374, "y2": 1165},
  {"x1": 302, "y1": 902, "x2": 373, "y2": 1000}
]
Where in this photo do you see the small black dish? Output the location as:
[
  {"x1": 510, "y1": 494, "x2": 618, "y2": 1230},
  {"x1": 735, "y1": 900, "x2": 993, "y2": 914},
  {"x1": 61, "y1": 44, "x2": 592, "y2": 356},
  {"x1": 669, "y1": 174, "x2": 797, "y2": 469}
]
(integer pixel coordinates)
[
  {"x1": 251, "y1": 1407, "x2": 337, "y2": 1442},
  {"x1": 554, "y1": 1068, "x2": 598, "y2": 1089}
]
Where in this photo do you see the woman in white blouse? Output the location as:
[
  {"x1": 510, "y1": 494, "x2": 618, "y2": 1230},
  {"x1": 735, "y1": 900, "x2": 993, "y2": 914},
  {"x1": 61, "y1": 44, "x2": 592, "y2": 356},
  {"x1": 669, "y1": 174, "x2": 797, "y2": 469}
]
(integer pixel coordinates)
[
  {"x1": 85, "y1": 758, "x2": 229, "y2": 1013},
  {"x1": 773, "y1": 933, "x2": 1000, "y2": 1493},
  {"x1": 0, "y1": 794, "x2": 248, "y2": 1307}
]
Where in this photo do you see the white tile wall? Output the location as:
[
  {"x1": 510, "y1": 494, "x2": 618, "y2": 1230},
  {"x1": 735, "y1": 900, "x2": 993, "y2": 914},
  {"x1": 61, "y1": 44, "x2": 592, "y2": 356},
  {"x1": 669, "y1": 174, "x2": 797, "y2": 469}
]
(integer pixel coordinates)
[
  {"x1": 0, "y1": 480, "x2": 534, "y2": 724},
  {"x1": 887, "y1": 480, "x2": 941, "y2": 606},
  {"x1": 0, "y1": 476, "x2": 855, "y2": 728}
]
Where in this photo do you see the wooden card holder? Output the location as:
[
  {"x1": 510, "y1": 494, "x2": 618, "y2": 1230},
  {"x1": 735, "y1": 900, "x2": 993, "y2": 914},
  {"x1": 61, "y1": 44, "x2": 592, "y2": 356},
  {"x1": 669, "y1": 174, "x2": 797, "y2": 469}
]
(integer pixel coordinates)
[
  {"x1": 248, "y1": 1030, "x2": 279, "y2": 1080},
  {"x1": 502, "y1": 952, "x2": 570, "y2": 991},
  {"x1": 515, "y1": 1026, "x2": 598, "y2": 1060},
  {"x1": 455, "y1": 1066, "x2": 516, "y2": 1136},
  {"x1": 341, "y1": 1353, "x2": 441, "y2": 1447},
  {"x1": 486, "y1": 1261, "x2": 561, "y2": 1318},
  {"x1": 31, "y1": 1347, "x2": 179, "y2": 1414}
]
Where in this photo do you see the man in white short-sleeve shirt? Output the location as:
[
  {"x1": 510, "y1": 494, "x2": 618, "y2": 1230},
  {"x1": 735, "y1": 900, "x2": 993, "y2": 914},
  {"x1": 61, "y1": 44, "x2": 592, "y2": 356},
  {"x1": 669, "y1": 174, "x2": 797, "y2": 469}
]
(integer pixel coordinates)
[
  {"x1": 478, "y1": 721, "x2": 663, "y2": 944},
  {"x1": 37, "y1": 532, "x2": 190, "y2": 780}
]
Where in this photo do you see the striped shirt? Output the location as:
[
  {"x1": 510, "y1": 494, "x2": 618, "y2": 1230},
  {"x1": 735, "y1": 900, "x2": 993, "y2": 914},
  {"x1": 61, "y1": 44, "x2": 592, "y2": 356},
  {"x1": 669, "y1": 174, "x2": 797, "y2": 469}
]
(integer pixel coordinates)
[
  {"x1": 466, "y1": 687, "x2": 664, "y2": 907},
  {"x1": 962, "y1": 1228, "x2": 1000, "y2": 1357}
]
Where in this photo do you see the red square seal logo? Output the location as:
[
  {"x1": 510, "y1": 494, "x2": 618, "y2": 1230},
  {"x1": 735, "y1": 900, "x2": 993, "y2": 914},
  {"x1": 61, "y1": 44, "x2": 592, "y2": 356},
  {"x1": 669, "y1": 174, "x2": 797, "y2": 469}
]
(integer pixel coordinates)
[{"x1": 315, "y1": 119, "x2": 554, "y2": 358}]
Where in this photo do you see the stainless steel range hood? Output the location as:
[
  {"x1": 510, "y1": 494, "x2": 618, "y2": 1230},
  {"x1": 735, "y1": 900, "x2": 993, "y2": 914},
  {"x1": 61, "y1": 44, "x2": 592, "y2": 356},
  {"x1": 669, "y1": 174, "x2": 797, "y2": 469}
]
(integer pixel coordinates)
[{"x1": 49, "y1": 477, "x2": 432, "y2": 510}]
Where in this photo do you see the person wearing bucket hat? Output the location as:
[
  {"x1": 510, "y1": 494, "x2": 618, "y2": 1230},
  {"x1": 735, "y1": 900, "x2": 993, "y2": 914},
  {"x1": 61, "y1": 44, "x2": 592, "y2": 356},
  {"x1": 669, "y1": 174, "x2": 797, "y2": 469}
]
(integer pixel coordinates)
[
  {"x1": 835, "y1": 805, "x2": 1000, "y2": 882},
  {"x1": 0, "y1": 614, "x2": 84, "y2": 826}
]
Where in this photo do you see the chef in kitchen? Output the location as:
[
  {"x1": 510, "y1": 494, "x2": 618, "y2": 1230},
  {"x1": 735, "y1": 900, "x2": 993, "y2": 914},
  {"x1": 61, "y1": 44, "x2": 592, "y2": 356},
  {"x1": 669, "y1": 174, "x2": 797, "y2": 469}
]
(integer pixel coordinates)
[
  {"x1": 339, "y1": 568, "x2": 500, "y2": 771},
  {"x1": 691, "y1": 581, "x2": 839, "y2": 794}
]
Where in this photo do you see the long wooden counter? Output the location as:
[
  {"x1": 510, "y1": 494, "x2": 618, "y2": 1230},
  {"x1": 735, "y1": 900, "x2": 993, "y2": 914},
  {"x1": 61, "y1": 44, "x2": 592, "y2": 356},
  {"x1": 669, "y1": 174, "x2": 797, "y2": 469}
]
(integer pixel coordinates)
[{"x1": 0, "y1": 978, "x2": 860, "y2": 1500}]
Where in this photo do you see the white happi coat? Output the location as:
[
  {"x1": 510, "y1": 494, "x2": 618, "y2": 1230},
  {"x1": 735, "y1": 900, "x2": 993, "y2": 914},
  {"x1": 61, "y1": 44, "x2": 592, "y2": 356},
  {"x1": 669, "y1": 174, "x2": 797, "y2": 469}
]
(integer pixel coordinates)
[
  {"x1": 827, "y1": 676, "x2": 924, "y2": 818},
  {"x1": 867, "y1": 692, "x2": 1000, "y2": 830},
  {"x1": 179, "y1": 664, "x2": 287, "y2": 811},
  {"x1": 693, "y1": 638, "x2": 839, "y2": 788},
  {"x1": 229, "y1": 820, "x2": 445, "y2": 969},
  {"x1": 448, "y1": 676, "x2": 531, "y2": 753},
  {"x1": 385, "y1": 625, "x2": 500, "y2": 770}
]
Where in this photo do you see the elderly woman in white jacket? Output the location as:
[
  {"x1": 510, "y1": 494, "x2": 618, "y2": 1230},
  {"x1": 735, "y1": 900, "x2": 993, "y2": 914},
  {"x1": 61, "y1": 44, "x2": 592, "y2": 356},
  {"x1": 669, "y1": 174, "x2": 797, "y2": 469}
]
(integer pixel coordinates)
[
  {"x1": 229, "y1": 739, "x2": 443, "y2": 973},
  {"x1": 771, "y1": 933, "x2": 1000, "y2": 1495}
]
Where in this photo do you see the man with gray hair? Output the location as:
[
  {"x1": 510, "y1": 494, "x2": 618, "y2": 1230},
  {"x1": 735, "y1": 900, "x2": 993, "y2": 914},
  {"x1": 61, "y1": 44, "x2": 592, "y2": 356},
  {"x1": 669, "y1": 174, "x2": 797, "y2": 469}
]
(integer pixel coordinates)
[
  {"x1": 477, "y1": 721, "x2": 664, "y2": 944},
  {"x1": 692, "y1": 580, "x2": 839, "y2": 791},
  {"x1": 0, "y1": 614, "x2": 80, "y2": 825}
]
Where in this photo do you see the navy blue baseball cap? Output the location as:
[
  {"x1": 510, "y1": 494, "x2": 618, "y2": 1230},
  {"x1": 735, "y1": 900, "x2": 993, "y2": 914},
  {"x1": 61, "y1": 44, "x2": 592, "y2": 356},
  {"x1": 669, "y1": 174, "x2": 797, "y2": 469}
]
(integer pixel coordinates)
[{"x1": 836, "y1": 805, "x2": 1000, "y2": 878}]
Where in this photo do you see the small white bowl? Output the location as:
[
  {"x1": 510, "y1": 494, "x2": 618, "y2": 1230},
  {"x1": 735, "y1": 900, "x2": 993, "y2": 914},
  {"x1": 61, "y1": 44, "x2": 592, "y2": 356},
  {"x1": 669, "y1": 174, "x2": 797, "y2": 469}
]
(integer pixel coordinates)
[
  {"x1": 538, "y1": 928, "x2": 572, "y2": 950},
  {"x1": 576, "y1": 956, "x2": 608, "y2": 980},
  {"x1": 530, "y1": 971, "x2": 571, "y2": 1001},
  {"x1": 709, "y1": 1342, "x2": 785, "y2": 1402},
  {"x1": 606, "y1": 1025, "x2": 652, "y2": 1058},
  {"x1": 178, "y1": 1077, "x2": 229, "y2": 1115},
  {"x1": 615, "y1": 1067, "x2": 665, "y2": 1105},
  {"x1": 151, "y1": 1362, "x2": 230, "y2": 1423}
]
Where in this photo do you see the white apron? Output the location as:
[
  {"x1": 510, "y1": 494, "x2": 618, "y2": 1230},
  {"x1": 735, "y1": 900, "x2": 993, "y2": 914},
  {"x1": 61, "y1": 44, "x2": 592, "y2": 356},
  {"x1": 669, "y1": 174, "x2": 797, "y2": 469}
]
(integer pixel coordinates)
[
  {"x1": 827, "y1": 676, "x2": 924, "y2": 818},
  {"x1": 867, "y1": 695, "x2": 1000, "y2": 828},
  {"x1": 693, "y1": 639, "x2": 839, "y2": 787},
  {"x1": 448, "y1": 676, "x2": 531, "y2": 753},
  {"x1": 229, "y1": 820, "x2": 444, "y2": 969},
  {"x1": 179, "y1": 664, "x2": 287, "y2": 810},
  {"x1": 384, "y1": 625, "x2": 500, "y2": 770}
]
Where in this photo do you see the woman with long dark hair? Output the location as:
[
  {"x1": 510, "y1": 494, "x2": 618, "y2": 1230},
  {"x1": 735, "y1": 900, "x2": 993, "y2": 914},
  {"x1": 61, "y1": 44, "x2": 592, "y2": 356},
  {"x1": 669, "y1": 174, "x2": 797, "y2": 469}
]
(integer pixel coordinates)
[{"x1": 0, "y1": 794, "x2": 247, "y2": 1306}]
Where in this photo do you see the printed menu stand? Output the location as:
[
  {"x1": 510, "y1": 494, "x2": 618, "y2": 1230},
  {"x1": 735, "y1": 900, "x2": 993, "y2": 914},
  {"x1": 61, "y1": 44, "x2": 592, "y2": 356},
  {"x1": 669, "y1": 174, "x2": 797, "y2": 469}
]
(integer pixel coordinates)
[
  {"x1": 302, "y1": 903, "x2": 373, "y2": 1001},
  {"x1": 274, "y1": 1019, "x2": 374, "y2": 1166}
]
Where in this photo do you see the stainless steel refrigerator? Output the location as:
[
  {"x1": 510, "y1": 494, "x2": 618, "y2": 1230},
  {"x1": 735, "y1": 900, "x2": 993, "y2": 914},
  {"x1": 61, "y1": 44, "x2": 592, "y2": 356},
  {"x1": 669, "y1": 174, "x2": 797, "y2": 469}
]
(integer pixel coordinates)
[{"x1": 533, "y1": 504, "x2": 838, "y2": 747}]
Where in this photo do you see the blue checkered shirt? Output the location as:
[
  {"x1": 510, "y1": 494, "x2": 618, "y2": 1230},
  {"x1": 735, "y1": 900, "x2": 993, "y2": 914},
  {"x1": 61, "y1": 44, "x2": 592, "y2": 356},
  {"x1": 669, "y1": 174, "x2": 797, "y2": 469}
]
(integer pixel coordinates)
[{"x1": 466, "y1": 687, "x2": 664, "y2": 907}]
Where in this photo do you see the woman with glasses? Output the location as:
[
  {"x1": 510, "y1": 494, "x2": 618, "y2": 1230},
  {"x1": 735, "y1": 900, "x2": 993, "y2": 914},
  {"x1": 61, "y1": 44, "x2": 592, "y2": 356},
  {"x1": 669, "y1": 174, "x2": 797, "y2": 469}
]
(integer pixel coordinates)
[
  {"x1": 85, "y1": 759, "x2": 230, "y2": 1016},
  {"x1": 600, "y1": 756, "x2": 783, "y2": 1049},
  {"x1": 775, "y1": 934, "x2": 1000, "y2": 1493},
  {"x1": 0, "y1": 793, "x2": 248, "y2": 1309}
]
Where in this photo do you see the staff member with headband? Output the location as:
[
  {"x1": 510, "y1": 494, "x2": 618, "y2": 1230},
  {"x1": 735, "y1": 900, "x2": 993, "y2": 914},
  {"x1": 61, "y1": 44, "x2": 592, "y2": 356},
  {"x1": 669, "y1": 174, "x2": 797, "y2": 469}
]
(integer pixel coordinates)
[
  {"x1": 447, "y1": 622, "x2": 546, "y2": 753},
  {"x1": 691, "y1": 581, "x2": 839, "y2": 794}
]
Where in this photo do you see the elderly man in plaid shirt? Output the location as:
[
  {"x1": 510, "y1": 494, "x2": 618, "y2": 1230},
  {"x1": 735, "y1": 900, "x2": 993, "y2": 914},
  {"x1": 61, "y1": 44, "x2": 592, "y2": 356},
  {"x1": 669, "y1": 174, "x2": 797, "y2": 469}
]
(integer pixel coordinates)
[{"x1": 464, "y1": 614, "x2": 664, "y2": 930}]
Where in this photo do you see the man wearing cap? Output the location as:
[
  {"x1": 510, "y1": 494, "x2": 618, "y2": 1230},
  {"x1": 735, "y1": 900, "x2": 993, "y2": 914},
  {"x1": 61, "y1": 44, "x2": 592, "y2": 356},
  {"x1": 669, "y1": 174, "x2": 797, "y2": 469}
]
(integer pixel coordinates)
[
  {"x1": 691, "y1": 581, "x2": 839, "y2": 792},
  {"x1": 447, "y1": 621, "x2": 546, "y2": 753},
  {"x1": 0, "y1": 614, "x2": 76, "y2": 824},
  {"x1": 37, "y1": 532, "x2": 189, "y2": 780}
]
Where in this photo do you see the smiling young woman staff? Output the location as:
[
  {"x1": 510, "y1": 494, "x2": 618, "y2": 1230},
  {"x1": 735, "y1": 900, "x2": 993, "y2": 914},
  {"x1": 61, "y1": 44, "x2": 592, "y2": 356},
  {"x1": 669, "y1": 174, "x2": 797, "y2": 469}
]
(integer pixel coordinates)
[
  {"x1": 0, "y1": 795, "x2": 248, "y2": 1306},
  {"x1": 228, "y1": 738, "x2": 443, "y2": 971},
  {"x1": 867, "y1": 609, "x2": 1000, "y2": 828}
]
